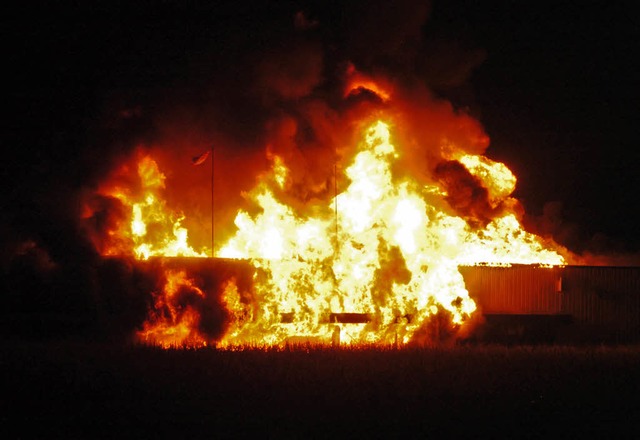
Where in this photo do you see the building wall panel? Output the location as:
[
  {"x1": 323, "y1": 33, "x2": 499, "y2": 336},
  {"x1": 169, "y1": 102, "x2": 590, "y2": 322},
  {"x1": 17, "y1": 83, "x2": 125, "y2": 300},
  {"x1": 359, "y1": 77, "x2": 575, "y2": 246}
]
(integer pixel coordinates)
[
  {"x1": 561, "y1": 266, "x2": 640, "y2": 341},
  {"x1": 460, "y1": 265, "x2": 563, "y2": 315},
  {"x1": 461, "y1": 265, "x2": 640, "y2": 343}
]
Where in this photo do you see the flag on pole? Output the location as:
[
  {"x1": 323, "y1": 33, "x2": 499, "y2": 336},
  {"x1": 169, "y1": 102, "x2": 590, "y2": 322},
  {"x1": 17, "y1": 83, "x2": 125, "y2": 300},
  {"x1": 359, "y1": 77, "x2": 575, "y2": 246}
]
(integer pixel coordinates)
[{"x1": 191, "y1": 150, "x2": 210, "y2": 166}]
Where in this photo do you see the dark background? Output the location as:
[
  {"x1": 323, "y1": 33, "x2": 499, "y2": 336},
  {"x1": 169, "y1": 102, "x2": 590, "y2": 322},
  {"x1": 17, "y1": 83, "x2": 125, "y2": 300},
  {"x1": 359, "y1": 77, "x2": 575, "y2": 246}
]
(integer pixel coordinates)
[
  {"x1": 4, "y1": 5, "x2": 640, "y2": 435},
  {"x1": 456, "y1": 2, "x2": 640, "y2": 255},
  {"x1": 4, "y1": 0, "x2": 639, "y2": 269},
  {"x1": 2, "y1": 342, "x2": 639, "y2": 438}
]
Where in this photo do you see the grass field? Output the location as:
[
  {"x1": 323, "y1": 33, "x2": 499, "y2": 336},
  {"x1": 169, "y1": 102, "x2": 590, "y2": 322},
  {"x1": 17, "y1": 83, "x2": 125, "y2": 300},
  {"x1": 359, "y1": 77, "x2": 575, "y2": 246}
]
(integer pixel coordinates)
[{"x1": 2, "y1": 340, "x2": 640, "y2": 438}]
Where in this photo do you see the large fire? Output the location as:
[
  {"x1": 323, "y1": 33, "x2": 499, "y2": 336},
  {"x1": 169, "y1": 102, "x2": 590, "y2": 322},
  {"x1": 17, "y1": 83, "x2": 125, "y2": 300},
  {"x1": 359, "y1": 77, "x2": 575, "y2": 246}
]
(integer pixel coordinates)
[{"x1": 82, "y1": 77, "x2": 570, "y2": 348}]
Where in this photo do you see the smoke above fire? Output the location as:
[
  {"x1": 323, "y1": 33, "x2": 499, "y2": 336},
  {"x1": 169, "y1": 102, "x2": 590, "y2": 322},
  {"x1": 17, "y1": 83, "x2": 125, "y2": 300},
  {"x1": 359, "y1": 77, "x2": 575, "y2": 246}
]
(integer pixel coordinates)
[
  {"x1": 75, "y1": 0, "x2": 571, "y2": 346},
  {"x1": 4, "y1": 1, "x2": 638, "y2": 344},
  {"x1": 74, "y1": 0, "x2": 498, "y2": 262}
]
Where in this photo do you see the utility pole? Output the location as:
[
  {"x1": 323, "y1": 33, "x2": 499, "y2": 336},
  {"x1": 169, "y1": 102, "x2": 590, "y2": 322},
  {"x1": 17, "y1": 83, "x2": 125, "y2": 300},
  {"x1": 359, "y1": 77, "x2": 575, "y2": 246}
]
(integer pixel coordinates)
[{"x1": 334, "y1": 163, "x2": 338, "y2": 243}]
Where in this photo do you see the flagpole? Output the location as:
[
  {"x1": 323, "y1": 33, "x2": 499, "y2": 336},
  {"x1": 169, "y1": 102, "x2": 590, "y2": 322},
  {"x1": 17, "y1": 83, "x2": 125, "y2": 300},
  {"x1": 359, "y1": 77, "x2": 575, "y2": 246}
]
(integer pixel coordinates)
[{"x1": 211, "y1": 144, "x2": 215, "y2": 258}]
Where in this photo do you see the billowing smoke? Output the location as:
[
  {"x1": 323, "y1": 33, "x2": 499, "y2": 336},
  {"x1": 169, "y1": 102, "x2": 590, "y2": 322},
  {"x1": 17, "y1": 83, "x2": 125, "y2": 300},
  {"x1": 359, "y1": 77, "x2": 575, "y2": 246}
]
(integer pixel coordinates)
[{"x1": 3, "y1": 1, "x2": 634, "y2": 342}]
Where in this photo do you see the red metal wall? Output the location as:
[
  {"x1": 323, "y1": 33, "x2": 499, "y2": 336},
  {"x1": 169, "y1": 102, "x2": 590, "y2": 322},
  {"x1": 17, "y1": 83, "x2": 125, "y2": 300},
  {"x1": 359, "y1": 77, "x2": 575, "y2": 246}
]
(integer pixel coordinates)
[
  {"x1": 562, "y1": 266, "x2": 640, "y2": 341},
  {"x1": 460, "y1": 265, "x2": 640, "y2": 343},
  {"x1": 459, "y1": 265, "x2": 564, "y2": 314}
]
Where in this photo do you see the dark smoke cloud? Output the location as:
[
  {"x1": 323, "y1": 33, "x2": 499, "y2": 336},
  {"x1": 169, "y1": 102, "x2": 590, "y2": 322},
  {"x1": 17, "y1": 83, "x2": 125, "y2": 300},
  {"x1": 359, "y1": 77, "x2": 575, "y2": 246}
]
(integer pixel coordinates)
[
  {"x1": 5, "y1": 0, "x2": 636, "y2": 341},
  {"x1": 523, "y1": 202, "x2": 640, "y2": 266},
  {"x1": 256, "y1": 39, "x2": 324, "y2": 101},
  {"x1": 433, "y1": 160, "x2": 495, "y2": 226},
  {"x1": 0, "y1": 0, "x2": 551, "y2": 341}
]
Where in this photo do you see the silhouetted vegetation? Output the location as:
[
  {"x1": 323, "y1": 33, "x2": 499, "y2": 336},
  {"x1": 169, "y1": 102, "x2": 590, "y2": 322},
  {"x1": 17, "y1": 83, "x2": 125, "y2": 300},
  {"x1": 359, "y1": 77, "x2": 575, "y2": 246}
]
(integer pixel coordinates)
[{"x1": 2, "y1": 341, "x2": 639, "y2": 438}]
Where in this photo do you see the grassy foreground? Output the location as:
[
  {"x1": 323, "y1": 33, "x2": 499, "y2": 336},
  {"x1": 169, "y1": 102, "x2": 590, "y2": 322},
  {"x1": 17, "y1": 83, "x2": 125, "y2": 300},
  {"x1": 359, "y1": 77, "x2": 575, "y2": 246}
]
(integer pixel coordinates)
[{"x1": 2, "y1": 340, "x2": 640, "y2": 438}]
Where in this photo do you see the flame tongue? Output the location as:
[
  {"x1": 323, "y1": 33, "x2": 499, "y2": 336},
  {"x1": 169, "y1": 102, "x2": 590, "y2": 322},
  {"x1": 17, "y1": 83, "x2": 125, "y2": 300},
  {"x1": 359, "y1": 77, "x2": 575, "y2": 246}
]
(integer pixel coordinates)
[
  {"x1": 138, "y1": 269, "x2": 207, "y2": 348},
  {"x1": 86, "y1": 154, "x2": 208, "y2": 260},
  {"x1": 217, "y1": 121, "x2": 564, "y2": 346},
  {"x1": 85, "y1": 118, "x2": 566, "y2": 347}
]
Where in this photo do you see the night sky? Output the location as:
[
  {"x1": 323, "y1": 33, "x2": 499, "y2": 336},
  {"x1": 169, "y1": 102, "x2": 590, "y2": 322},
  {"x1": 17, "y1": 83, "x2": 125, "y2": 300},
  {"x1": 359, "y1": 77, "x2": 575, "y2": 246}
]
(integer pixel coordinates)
[
  {"x1": 454, "y1": 2, "x2": 640, "y2": 255},
  {"x1": 5, "y1": 0, "x2": 640, "y2": 267},
  {"x1": 4, "y1": 5, "x2": 640, "y2": 435}
]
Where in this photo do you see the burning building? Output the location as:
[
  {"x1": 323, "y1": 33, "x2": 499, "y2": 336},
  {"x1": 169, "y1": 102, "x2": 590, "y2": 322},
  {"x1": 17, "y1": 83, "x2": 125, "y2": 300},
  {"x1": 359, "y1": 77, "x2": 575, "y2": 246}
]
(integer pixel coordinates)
[
  {"x1": 80, "y1": 94, "x2": 585, "y2": 347},
  {"x1": 6, "y1": 2, "x2": 639, "y2": 347}
]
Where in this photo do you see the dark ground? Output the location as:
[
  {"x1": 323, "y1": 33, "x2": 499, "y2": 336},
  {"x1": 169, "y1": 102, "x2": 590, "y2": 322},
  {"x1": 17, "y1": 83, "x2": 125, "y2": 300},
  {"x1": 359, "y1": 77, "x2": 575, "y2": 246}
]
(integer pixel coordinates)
[{"x1": 2, "y1": 340, "x2": 640, "y2": 439}]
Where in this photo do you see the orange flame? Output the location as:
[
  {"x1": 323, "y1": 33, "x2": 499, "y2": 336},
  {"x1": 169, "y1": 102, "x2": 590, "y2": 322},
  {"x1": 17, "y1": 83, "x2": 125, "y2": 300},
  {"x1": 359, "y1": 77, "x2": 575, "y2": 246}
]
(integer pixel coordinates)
[
  {"x1": 138, "y1": 269, "x2": 208, "y2": 348},
  {"x1": 344, "y1": 67, "x2": 393, "y2": 102},
  {"x1": 84, "y1": 153, "x2": 208, "y2": 260},
  {"x1": 217, "y1": 120, "x2": 565, "y2": 346},
  {"x1": 84, "y1": 88, "x2": 569, "y2": 348}
]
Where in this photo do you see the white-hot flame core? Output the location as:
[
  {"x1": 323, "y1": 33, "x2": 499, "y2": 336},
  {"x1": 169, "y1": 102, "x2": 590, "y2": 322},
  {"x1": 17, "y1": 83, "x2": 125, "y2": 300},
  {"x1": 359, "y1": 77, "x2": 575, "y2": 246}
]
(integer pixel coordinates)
[
  {"x1": 97, "y1": 155, "x2": 208, "y2": 260},
  {"x1": 456, "y1": 154, "x2": 516, "y2": 207},
  {"x1": 95, "y1": 122, "x2": 566, "y2": 347},
  {"x1": 217, "y1": 121, "x2": 565, "y2": 346}
]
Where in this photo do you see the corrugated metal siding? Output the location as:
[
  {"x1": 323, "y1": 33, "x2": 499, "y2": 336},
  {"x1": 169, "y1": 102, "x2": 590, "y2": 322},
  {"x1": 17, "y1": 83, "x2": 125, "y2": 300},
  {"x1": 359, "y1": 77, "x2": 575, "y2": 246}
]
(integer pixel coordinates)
[
  {"x1": 460, "y1": 265, "x2": 563, "y2": 314},
  {"x1": 562, "y1": 266, "x2": 640, "y2": 341},
  {"x1": 460, "y1": 265, "x2": 640, "y2": 343}
]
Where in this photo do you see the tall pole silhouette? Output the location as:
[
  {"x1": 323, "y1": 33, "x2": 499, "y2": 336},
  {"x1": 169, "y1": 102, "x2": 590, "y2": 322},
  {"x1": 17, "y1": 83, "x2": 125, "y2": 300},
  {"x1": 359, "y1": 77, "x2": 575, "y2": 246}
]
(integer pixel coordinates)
[
  {"x1": 334, "y1": 163, "x2": 338, "y2": 243},
  {"x1": 191, "y1": 148, "x2": 214, "y2": 258},
  {"x1": 211, "y1": 144, "x2": 216, "y2": 258}
]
